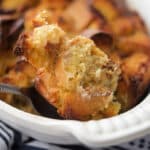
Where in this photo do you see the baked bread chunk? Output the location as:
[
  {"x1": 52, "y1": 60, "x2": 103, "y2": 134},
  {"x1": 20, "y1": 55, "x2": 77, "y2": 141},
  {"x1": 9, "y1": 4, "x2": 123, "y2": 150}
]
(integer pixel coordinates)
[
  {"x1": 15, "y1": 24, "x2": 121, "y2": 120},
  {"x1": 116, "y1": 52, "x2": 150, "y2": 111}
]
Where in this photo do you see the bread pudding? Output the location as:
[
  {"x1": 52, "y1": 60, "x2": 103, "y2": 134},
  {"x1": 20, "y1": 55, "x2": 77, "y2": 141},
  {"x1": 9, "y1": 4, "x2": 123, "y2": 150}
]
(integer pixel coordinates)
[
  {"x1": 14, "y1": 24, "x2": 121, "y2": 120},
  {"x1": 0, "y1": 0, "x2": 149, "y2": 120}
]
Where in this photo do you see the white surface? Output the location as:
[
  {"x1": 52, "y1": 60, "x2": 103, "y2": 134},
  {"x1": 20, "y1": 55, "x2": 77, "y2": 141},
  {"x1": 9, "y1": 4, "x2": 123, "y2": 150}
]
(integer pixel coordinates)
[{"x1": 0, "y1": 0, "x2": 150, "y2": 148}]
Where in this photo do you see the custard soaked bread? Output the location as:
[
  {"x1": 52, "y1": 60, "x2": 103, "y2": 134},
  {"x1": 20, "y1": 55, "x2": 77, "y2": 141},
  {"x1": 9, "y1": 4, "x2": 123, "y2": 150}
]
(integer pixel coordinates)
[
  {"x1": 116, "y1": 52, "x2": 150, "y2": 111},
  {"x1": 1, "y1": 0, "x2": 150, "y2": 120},
  {"x1": 15, "y1": 24, "x2": 121, "y2": 120},
  {"x1": 91, "y1": 0, "x2": 150, "y2": 56}
]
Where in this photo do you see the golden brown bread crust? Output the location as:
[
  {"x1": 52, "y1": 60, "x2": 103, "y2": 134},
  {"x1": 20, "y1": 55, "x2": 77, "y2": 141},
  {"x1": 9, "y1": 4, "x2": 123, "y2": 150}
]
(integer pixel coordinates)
[
  {"x1": 60, "y1": 0, "x2": 93, "y2": 33},
  {"x1": 90, "y1": 0, "x2": 150, "y2": 56},
  {"x1": 91, "y1": 0, "x2": 123, "y2": 21},
  {"x1": 24, "y1": 0, "x2": 70, "y2": 31},
  {"x1": 0, "y1": 0, "x2": 38, "y2": 10},
  {"x1": 116, "y1": 32, "x2": 150, "y2": 56},
  {"x1": 0, "y1": 51, "x2": 16, "y2": 76},
  {"x1": 116, "y1": 52, "x2": 150, "y2": 111},
  {"x1": 14, "y1": 24, "x2": 121, "y2": 120},
  {"x1": 110, "y1": 13, "x2": 147, "y2": 36},
  {"x1": 0, "y1": 59, "x2": 36, "y2": 88}
]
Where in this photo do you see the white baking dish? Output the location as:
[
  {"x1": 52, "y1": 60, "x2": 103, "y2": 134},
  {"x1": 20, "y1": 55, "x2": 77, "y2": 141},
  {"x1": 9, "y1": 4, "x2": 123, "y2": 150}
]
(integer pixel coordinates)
[{"x1": 0, "y1": 0, "x2": 150, "y2": 148}]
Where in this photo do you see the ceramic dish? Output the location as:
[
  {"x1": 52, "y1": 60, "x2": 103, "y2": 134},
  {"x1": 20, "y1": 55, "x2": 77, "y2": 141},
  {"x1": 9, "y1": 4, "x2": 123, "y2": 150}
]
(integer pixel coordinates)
[{"x1": 0, "y1": 0, "x2": 150, "y2": 148}]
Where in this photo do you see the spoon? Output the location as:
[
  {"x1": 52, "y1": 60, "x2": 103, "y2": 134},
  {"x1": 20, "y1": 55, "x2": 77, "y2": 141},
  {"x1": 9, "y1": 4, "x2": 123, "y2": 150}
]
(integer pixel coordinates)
[{"x1": 0, "y1": 83, "x2": 62, "y2": 119}]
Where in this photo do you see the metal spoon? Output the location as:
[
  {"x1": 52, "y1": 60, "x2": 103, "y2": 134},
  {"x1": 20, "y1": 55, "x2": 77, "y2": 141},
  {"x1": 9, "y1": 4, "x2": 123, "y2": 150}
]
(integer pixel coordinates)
[{"x1": 0, "y1": 83, "x2": 62, "y2": 119}]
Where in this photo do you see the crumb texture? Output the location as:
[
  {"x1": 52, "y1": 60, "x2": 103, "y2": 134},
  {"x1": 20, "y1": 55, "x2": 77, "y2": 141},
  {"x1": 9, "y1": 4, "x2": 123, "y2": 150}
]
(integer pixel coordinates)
[{"x1": 15, "y1": 23, "x2": 121, "y2": 120}]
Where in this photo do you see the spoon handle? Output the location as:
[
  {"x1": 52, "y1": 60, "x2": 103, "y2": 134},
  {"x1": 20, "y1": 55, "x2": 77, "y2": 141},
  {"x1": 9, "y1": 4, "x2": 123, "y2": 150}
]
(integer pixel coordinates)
[
  {"x1": 0, "y1": 83, "x2": 62, "y2": 119},
  {"x1": 0, "y1": 83, "x2": 23, "y2": 96},
  {"x1": 0, "y1": 83, "x2": 35, "y2": 110}
]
